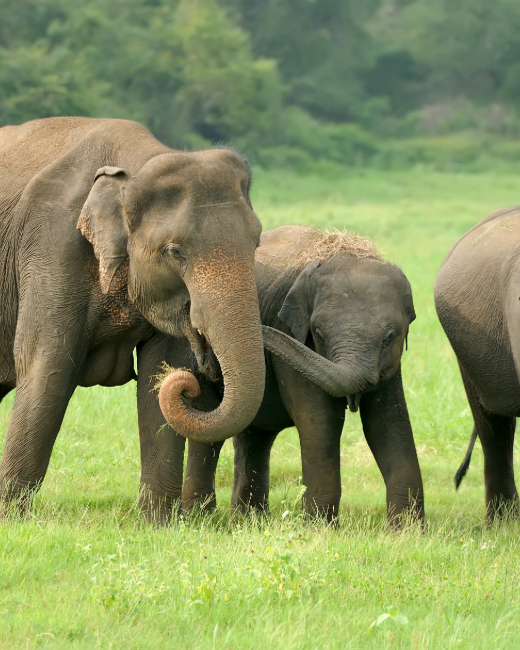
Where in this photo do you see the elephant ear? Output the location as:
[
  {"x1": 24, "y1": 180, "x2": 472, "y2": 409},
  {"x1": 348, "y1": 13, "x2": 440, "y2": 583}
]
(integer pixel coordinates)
[
  {"x1": 278, "y1": 259, "x2": 320, "y2": 343},
  {"x1": 398, "y1": 268, "x2": 416, "y2": 324},
  {"x1": 407, "y1": 301, "x2": 417, "y2": 324},
  {"x1": 77, "y1": 166, "x2": 129, "y2": 294}
]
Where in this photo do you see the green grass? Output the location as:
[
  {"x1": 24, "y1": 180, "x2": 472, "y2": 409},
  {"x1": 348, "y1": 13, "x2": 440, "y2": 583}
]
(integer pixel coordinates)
[{"x1": 2, "y1": 168, "x2": 520, "y2": 648}]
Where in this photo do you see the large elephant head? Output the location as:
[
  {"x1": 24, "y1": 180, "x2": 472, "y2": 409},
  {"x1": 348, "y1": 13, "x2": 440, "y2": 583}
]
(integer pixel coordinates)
[
  {"x1": 77, "y1": 149, "x2": 264, "y2": 442},
  {"x1": 263, "y1": 255, "x2": 416, "y2": 409}
]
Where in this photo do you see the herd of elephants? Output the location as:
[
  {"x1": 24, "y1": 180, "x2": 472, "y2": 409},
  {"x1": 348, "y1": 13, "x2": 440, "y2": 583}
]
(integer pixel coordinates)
[{"x1": 0, "y1": 116, "x2": 518, "y2": 527}]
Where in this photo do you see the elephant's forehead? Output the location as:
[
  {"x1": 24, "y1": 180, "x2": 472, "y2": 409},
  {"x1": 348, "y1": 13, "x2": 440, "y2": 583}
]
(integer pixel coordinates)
[
  {"x1": 317, "y1": 257, "x2": 395, "y2": 289},
  {"x1": 314, "y1": 262, "x2": 404, "y2": 312},
  {"x1": 137, "y1": 150, "x2": 249, "y2": 186}
]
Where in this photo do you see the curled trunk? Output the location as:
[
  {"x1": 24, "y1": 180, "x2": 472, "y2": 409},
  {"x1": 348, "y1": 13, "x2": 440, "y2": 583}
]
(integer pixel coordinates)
[
  {"x1": 262, "y1": 325, "x2": 370, "y2": 399},
  {"x1": 159, "y1": 286, "x2": 265, "y2": 444}
]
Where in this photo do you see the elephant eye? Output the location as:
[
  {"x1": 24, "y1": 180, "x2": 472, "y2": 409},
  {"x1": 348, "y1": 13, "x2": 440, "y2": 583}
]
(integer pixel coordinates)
[
  {"x1": 164, "y1": 243, "x2": 184, "y2": 259},
  {"x1": 382, "y1": 330, "x2": 396, "y2": 347},
  {"x1": 314, "y1": 326, "x2": 324, "y2": 341}
]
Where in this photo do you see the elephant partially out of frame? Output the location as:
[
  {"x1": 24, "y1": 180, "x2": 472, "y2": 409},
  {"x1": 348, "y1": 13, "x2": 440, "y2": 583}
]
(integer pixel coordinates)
[
  {"x1": 0, "y1": 116, "x2": 298, "y2": 518},
  {"x1": 436, "y1": 206, "x2": 520, "y2": 521},
  {"x1": 142, "y1": 225, "x2": 424, "y2": 524}
]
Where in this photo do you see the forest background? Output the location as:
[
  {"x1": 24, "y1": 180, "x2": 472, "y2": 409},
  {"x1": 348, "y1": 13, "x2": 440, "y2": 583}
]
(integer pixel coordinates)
[{"x1": 2, "y1": 0, "x2": 520, "y2": 171}]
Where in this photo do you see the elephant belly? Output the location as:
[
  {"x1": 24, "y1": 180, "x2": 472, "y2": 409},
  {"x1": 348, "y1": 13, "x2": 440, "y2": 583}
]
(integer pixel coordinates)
[{"x1": 79, "y1": 342, "x2": 137, "y2": 387}]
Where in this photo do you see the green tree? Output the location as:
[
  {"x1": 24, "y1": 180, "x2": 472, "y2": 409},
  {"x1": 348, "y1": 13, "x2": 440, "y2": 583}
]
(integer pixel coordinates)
[
  {"x1": 0, "y1": 0, "x2": 284, "y2": 149},
  {"x1": 223, "y1": 0, "x2": 382, "y2": 122},
  {"x1": 370, "y1": 0, "x2": 520, "y2": 106}
]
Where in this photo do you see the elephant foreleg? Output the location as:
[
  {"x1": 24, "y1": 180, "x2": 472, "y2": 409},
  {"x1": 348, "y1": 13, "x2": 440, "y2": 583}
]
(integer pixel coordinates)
[
  {"x1": 231, "y1": 427, "x2": 278, "y2": 513},
  {"x1": 294, "y1": 408, "x2": 343, "y2": 524},
  {"x1": 137, "y1": 334, "x2": 190, "y2": 524},
  {"x1": 360, "y1": 366, "x2": 424, "y2": 526},
  {"x1": 274, "y1": 359, "x2": 344, "y2": 523},
  {"x1": 0, "y1": 353, "x2": 80, "y2": 513},
  {"x1": 137, "y1": 333, "x2": 224, "y2": 523}
]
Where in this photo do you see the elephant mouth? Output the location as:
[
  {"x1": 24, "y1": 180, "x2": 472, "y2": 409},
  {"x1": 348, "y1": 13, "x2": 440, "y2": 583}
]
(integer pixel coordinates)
[{"x1": 181, "y1": 308, "x2": 220, "y2": 382}]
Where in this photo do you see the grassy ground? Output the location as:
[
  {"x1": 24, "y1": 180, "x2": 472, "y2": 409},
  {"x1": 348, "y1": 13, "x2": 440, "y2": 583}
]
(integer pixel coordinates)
[{"x1": 2, "y1": 168, "x2": 520, "y2": 648}]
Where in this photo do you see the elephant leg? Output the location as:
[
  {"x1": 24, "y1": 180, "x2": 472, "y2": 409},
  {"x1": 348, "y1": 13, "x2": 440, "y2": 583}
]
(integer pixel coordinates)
[
  {"x1": 231, "y1": 427, "x2": 278, "y2": 513},
  {"x1": 137, "y1": 334, "x2": 191, "y2": 524},
  {"x1": 137, "y1": 333, "x2": 223, "y2": 523},
  {"x1": 360, "y1": 366, "x2": 424, "y2": 525},
  {"x1": 294, "y1": 411, "x2": 343, "y2": 523},
  {"x1": 274, "y1": 359, "x2": 344, "y2": 522},
  {"x1": 460, "y1": 365, "x2": 518, "y2": 521},
  {"x1": 182, "y1": 439, "x2": 224, "y2": 512},
  {"x1": 0, "y1": 353, "x2": 79, "y2": 512}
]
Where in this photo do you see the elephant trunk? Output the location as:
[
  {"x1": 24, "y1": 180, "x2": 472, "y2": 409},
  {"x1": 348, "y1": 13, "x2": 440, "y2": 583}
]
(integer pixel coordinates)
[
  {"x1": 262, "y1": 325, "x2": 371, "y2": 399},
  {"x1": 159, "y1": 277, "x2": 265, "y2": 444}
]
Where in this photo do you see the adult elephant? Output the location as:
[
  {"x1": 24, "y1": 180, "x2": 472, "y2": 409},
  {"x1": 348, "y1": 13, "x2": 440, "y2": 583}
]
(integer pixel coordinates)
[
  {"x1": 435, "y1": 206, "x2": 520, "y2": 521},
  {"x1": 148, "y1": 226, "x2": 424, "y2": 524},
  {"x1": 0, "y1": 116, "x2": 268, "y2": 515}
]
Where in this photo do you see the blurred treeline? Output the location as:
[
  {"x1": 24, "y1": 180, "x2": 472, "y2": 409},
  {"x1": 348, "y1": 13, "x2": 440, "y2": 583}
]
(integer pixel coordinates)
[{"x1": 2, "y1": 0, "x2": 520, "y2": 169}]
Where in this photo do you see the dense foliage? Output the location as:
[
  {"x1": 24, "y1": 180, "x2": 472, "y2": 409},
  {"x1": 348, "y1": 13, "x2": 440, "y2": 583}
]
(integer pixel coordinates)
[{"x1": 1, "y1": 0, "x2": 520, "y2": 163}]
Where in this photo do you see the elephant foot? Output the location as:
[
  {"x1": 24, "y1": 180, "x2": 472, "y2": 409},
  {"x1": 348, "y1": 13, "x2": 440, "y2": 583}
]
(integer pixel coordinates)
[
  {"x1": 182, "y1": 492, "x2": 217, "y2": 516},
  {"x1": 0, "y1": 478, "x2": 40, "y2": 519},
  {"x1": 486, "y1": 494, "x2": 519, "y2": 524},
  {"x1": 386, "y1": 499, "x2": 425, "y2": 531},
  {"x1": 302, "y1": 495, "x2": 340, "y2": 527},
  {"x1": 138, "y1": 490, "x2": 178, "y2": 527},
  {"x1": 231, "y1": 488, "x2": 270, "y2": 517}
]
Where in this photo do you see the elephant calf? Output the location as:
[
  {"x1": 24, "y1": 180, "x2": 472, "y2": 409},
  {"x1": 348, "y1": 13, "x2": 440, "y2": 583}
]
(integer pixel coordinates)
[{"x1": 149, "y1": 225, "x2": 424, "y2": 524}]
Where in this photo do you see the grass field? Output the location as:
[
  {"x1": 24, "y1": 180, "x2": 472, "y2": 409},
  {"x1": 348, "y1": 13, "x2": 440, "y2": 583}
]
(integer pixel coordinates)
[{"x1": 2, "y1": 168, "x2": 520, "y2": 648}]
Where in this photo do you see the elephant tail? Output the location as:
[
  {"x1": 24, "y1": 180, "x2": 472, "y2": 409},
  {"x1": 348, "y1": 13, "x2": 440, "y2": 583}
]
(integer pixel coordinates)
[{"x1": 454, "y1": 426, "x2": 478, "y2": 489}]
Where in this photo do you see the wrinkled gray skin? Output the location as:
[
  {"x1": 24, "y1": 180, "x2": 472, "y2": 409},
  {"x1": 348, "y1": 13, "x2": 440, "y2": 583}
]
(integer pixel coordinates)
[
  {"x1": 0, "y1": 116, "x2": 271, "y2": 516},
  {"x1": 435, "y1": 206, "x2": 520, "y2": 522},
  {"x1": 143, "y1": 225, "x2": 424, "y2": 524}
]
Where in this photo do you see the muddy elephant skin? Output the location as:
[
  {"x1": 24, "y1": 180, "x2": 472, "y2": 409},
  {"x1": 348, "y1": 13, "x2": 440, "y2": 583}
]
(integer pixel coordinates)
[
  {"x1": 0, "y1": 116, "x2": 267, "y2": 512},
  {"x1": 435, "y1": 206, "x2": 520, "y2": 521},
  {"x1": 146, "y1": 225, "x2": 424, "y2": 524}
]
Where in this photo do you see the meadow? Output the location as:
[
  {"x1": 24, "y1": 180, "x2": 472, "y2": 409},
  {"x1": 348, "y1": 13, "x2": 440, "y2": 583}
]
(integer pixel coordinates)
[{"x1": 1, "y1": 167, "x2": 520, "y2": 648}]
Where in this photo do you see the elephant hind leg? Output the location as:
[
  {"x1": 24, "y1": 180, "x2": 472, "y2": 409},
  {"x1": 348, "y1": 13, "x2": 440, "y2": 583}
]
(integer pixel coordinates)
[{"x1": 460, "y1": 365, "x2": 518, "y2": 521}]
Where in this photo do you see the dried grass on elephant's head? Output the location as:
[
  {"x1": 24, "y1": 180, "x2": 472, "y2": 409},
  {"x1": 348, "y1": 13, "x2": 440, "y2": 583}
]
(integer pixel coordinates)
[{"x1": 296, "y1": 228, "x2": 383, "y2": 265}]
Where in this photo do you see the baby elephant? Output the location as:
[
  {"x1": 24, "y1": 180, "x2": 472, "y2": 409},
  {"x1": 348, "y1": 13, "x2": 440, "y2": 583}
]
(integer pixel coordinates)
[{"x1": 152, "y1": 225, "x2": 424, "y2": 524}]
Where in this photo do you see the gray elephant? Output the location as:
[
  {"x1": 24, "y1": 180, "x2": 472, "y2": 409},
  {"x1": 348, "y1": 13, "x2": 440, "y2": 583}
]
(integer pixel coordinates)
[
  {"x1": 148, "y1": 225, "x2": 424, "y2": 524},
  {"x1": 435, "y1": 206, "x2": 520, "y2": 521},
  {"x1": 0, "y1": 116, "x2": 289, "y2": 515}
]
